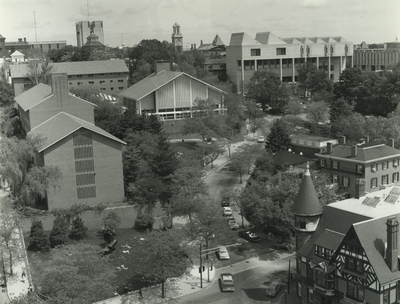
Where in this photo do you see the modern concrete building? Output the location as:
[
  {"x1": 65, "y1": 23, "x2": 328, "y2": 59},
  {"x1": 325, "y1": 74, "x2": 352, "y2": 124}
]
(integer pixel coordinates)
[
  {"x1": 353, "y1": 41, "x2": 400, "y2": 71},
  {"x1": 76, "y1": 21, "x2": 104, "y2": 47},
  {"x1": 294, "y1": 169, "x2": 400, "y2": 304},
  {"x1": 226, "y1": 32, "x2": 353, "y2": 91},
  {"x1": 30, "y1": 40, "x2": 67, "y2": 57},
  {"x1": 316, "y1": 137, "x2": 400, "y2": 199},
  {"x1": 13, "y1": 73, "x2": 125, "y2": 210}
]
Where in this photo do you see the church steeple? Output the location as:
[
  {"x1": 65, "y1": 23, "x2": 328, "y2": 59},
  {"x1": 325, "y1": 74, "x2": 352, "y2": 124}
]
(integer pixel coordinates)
[{"x1": 293, "y1": 163, "x2": 323, "y2": 250}]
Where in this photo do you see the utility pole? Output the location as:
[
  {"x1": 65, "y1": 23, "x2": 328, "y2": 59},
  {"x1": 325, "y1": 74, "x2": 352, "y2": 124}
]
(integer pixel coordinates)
[
  {"x1": 33, "y1": 11, "x2": 37, "y2": 42},
  {"x1": 87, "y1": 0, "x2": 90, "y2": 20},
  {"x1": 288, "y1": 260, "x2": 291, "y2": 294},
  {"x1": 199, "y1": 243, "x2": 203, "y2": 288}
]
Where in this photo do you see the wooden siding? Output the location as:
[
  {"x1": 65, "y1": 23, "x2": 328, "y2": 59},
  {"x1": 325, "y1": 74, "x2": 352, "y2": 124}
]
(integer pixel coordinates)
[
  {"x1": 175, "y1": 75, "x2": 191, "y2": 107},
  {"x1": 156, "y1": 81, "x2": 174, "y2": 109},
  {"x1": 191, "y1": 79, "x2": 207, "y2": 101}
]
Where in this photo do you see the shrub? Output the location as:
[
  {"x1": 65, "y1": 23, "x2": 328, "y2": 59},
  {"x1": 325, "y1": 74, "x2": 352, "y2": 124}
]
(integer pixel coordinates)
[
  {"x1": 49, "y1": 216, "x2": 69, "y2": 248},
  {"x1": 69, "y1": 217, "x2": 88, "y2": 240},
  {"x1": 28, "y1": 220, "x2": 50, "y2": 251},
  {"x1": 134, "y1": 213, "x2": 154, "y2": 231},
  {"x1": 103, "y1": 211, "x2": 121, "y2": 234}
]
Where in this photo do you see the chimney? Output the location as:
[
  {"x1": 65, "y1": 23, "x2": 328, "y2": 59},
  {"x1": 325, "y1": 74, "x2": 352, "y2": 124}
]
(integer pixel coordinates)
[
  {"x1": 327, "y1": 142, "x2": 333, "y2": 154},
  {"x1": 200, "y1": 40, "x2": 203, "y2": 46},
  {"x1": 51, "y1": 73, "x2": 69, "y2": 109},
  {"x1": 18, "y1": 38, "x2": 22, "y2": 42},
  {"x1": 24, "y1": 37, "x2": 26, "y2": 43},
  {"x1": 389, "y1": 138, "x2": 395, "y2": 148},
  {"x1": 154, "y1": 60, "x2": 171, "y2": 74},
  {"x1": 386, "y1": 217, "x2": 399, "y2": 272},
  {"x1": 351, "y1": 145, "x2": 358, "y2": 157},
  {"x1": 339, "y1": 136, "x2": 346, "y2": 144}
]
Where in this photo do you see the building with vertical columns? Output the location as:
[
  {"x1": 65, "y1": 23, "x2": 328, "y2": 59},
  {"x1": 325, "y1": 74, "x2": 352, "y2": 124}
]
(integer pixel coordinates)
[
  {"x1": 353, "y1": 42, "x2": 400, "y2": 71},
  {"x1": 226, "y1": 32, "x2": 353, "y2": 91},
  {"x1": 13, "y1": 73, "x2": 125, "y2": 210},
  {"x1": 76, "y1": 21, "x2": 104, "y2": 47},
  {"x1": 294, "y1": 172, "x2": 400, "y2": 304}
]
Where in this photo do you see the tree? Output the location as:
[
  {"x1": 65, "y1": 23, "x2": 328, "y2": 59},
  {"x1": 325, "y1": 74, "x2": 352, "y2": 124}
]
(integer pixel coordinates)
[
  {"x1": 141, "y1": 229, "x2": 191, "y2": 298},
  {"x1": 0, "y1": 79, "x2": 15, "y2": 107},
  {"x1": 230, "y1": 150, "x2": 250, "y2": 184},
  {"x1": 0, "y1": 197, "x2": 22, "y2": 275},
  {"x1": 134, "y1": 213, "x2": 154, "y2": 231},
  {"x1": 285, "y1": 99, "x2": 303, "y2": 116},
  {"x1": 203, "y1": 141, "x2": 225, "y2": 168},
  {"x1": 27, "y1": 219, "x2": 50, "y2": 252},
  {"x1": 246, "y1": 70, "x2": 289, "y2": 113},
  {"x1": 236, "y1": 143, "x2": 262, "y2": 174},
  {"x1": 306, "y1": 101, "x2": 329, "y2": 124},
  {"x1": 26, "y1": 60, "x2": 53, "y2": 85},
  {"x1": 297, "y1": 63, "x2": 333, "y2": 98},
  {"x1": 333, "y1": 68, "x2": 363, "y2": 104},
  {"x1": 103, "y1": 211, "x2": 121, "y2": 234},
  {"x1": 265, "y1": 119, "x2": 291, "y2": 153},
  {"x1": 68, "y1": 217, "x2": 88, "y2": 240},
  {"x1": 0, "y1": 107, "x2": 25, "y2": 138},
  {"x1": 31, "y1": 244, "x2": 116, "y2": 303},
  {"x1": 49, "y1": 216, "x2": 69, "y2": 248},
  {"x1": 329, "y1": 97, "x2": 353, "y2": 123}
]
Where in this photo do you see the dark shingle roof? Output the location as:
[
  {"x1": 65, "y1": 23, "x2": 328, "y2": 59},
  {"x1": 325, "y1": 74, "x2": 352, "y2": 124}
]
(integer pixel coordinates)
[
  {"x1": 51, "y1": 60, "x2": 128, "y2": 75},
  {"x1": 353, "y1": 214, "x2": 400, "y2": 284},
  {"x1": 292, "y1": 167, "x2": 322, "y2": 216},
  {"x1": 14, "y1": 83, "x2": 52, "y2": 111},
  {"x1": 28, "y1": 112, "x2": 125, "y2": 152},
  {"x1": 273, "y1": 151, "x2": 313, "y2": 167},
  {"x1": 314, "y1": 229, "x2": 344, "y2": 250}
]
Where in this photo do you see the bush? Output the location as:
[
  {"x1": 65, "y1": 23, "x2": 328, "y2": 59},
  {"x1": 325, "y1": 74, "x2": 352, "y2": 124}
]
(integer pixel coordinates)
[
  {"x1": 28, "y1": 220, "x2": 50, "y2": 251},
  {"x1": 103, "y1": 211, "x2": 121, "y2": 234},
  {"x1": 49, "y1": 216, "x2": 69, "y2": 248},
  {"x1": 69, "y1": 217, "x2": 88, "y2": 240},
  {"x1": 134, "y1": 213, "x2": 154, "y2": 231}
]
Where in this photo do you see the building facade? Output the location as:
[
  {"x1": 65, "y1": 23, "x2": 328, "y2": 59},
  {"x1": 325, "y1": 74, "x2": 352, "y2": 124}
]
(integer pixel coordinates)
[
  {"x1": 291, "y1": 134, "x2": 338, "y2": 158},
  {"x1": 226, "y1": 32, "x2": 353, "y2": 91},
  {"x1": 76, "y1": 21, "x2": 104, "y2": 47},
  {"x1": 171, "y1": 23, "x2": 183, "y2": 53},
  {"x1": 13, "y1": 73, "x2": 125, "y2": 210},
  {"x1": 316, "y1": 137, "x2": 400, "y2": 198},
  {"x1": 30, "y1": 40, "x2": 67, "y2": 57},
  {"x1": 353, "y1": 42, "x2": 400, "y2": 71}
]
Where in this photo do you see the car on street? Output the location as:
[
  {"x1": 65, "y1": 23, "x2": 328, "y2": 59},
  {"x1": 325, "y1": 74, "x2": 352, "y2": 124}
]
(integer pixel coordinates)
[
  {"x1": 238, "y1": 230, "x2": 261, "y2": 242},
  {"x1": 275, "y1": 242, "x2": 294, "y2": 251},
  {"x1": 265, "y1": 282, "x2": 281, "y2": 297},
  {"x1": 219, "y1": 273, "x2": 235, "y2": 292},
  {"x1": 221, "y1": 200, "x2": 230, "y2": 207},
  {"x1": 217, "y1": 246, "x2": 230, "y2": 260},
  {"x1": 222, "y1": 207, "x2": 233, "y2": 217},
  {"x1": 228, "y1": 219, "x2": 240, "y2": 230},
  {"x1": 257, "y1": 136, "x2": 265, "y2": 143}
]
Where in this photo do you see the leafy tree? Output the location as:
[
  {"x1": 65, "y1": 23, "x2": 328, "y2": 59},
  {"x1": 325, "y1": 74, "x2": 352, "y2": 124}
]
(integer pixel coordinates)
[
  {"x1": 329, "y1": 97, "x2": 353, "y2": 123},
  {"x1": 312, "y1": 172, "x2": 344, "y2": 205},
  {"x1": 252, "y1": 150, "x2": 276, "y2": 182},
  {"x1": 330, "y1": 112, "x2": 367, "y2": 142},
  {"x1": 333, "y1": 68, "x2": 363, "y2": 104},
  {"x1": 203, "y1": 141, "x2": 225, "y2": 168},
  {"x1": 26, "y1": 60, "x2": 53, "y2": 85},
  {"x1": 265, "y1": 119, "x2": 291, "y2": 153},
  {"x1": 230, "y1": 149, "x2": 250, "y2": 183},
  {"x1": 31, "y1": 244, "x2": 116, "y2": 303},
  {"x1": 141, "y1": 229, "x2": 191, "y2": 298},
  {"x1": 0, "y1": 79, "x2": 15, "y2": 107},
  {"x1": 27, "y1": 219, "x2": 50, "y2": 252},
  {"x1": 285, "y1": 99, "x2": 303, "y2": 116},
  {"x1": 236, "y1": 143, "x2": 262, "y2": 174},
  {"x1": 134, "y1": 213, "x2": 154, "y2": 231},
  {"x1": 246, "y1": 70, "x2": 289, "y2": 113},
  {"x1": 0, "y1": 107, "x2": 25, "y2": 138},
  {"x1": 0, "y1": 197, "x2": 22, "y2": 275},
  {"x1": 103, "y1": 211, "x2": 121, "y2": 234},
  {"x1": 306, "y1": 101, "x2": 329, "y2": 124},
  {"x1": 68, "y1": 217, "x2": 88, "y2": 240},
  {"x1": 297, "y1": 63, "x2": 333, "y2": 98},
  {"x1": 49, "y1": 216, "x2": 69, "y2": 248}
]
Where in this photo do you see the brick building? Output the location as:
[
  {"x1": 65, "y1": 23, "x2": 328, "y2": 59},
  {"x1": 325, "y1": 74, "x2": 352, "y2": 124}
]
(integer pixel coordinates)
[
  {"x1": 14, "y1": 73, "x2": 125, "y2": 210},
  {"x1": 226, "y1": 32, "x2": 353, "y2": 92}
]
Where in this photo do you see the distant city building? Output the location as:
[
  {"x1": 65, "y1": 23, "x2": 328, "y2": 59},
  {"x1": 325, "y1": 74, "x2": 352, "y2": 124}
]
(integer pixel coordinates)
[
  {"x1": 76, "y1": 21, "x2": 104, "y2": 47},
  {"x1": 13, "y1": 73, "x2": 125, "y2": 210},
  {"x1": 5, "y1": 37, "x2": 31, "y2": 57},
  {"x1": 316, "y1": 136, "x2": 400, "y2": 199},
  {"x1": 9, "y1": 59, "x2": 129, "y2": 97},
  {"x1": 82, "y1": 32, "x2": 105, "y2": 52},
  {"x1": 30, "y1": 40, "x2": 67, "y2": 56},
  {"x1": 353, "y1": 41, "x2": 400, "y2": 71},
  {"x1": 171, "y1": 23, "x2": 183, "y2": 53},
  {"x1": 226, "y1": 32, "x2": 353, "y2": 92}
]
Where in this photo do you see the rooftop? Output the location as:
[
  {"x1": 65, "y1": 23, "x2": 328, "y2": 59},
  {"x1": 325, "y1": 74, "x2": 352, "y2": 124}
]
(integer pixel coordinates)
[{"x1": 51, "y1": 60, "x2": 128, "y2": 75}]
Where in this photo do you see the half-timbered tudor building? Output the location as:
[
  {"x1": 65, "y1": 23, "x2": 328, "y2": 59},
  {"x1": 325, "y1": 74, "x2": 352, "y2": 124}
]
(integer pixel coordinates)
[{"x1": 294, "y1": 166, "x2": 400, "y2": 304}]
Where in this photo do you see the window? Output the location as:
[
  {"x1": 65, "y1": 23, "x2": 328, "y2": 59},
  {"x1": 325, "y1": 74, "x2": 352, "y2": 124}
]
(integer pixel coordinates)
[
  {"x1": 77, "y1": 75, "x2": 82, "y2": 78},
  {"x1": 88, "y1": 81, "x2": 94, "y2": 84},
  {"x1": 383, "y1": 289, "x2": 389, "y2": 304},
  {"x1": 382, "y1": 161, "x2": 389, "y2": 170},
  {"x1": 77, "y1": 82, "x2": 83, "y2": 86},
  {"x1": 100, "y1": 88, "x2": 106, "y2": 91},
  {"x1": 303, "y1": 140, "x2": 308, "y2": 145},
  {"x1": 356, "y1": 165, "x2": 363, "y2": 173},
  {"x1": 299, "y1": 219, "x2": 306, "y2": 229},
  {"x1": 393, "y1": 172, "x2": 399, "y2": 183},
  {"x1": 244, "y1": 60, "x2": 255, "y2": 70},
  {"x1": 99, "y1": 73, "x2": 105, "y2": 76},
  {"x1": 118, "y1": 79, "x2": 124, "y2": 83},
  {"x1": 332, "y1": 174, "x2": 338, "y2": 184},
  {"x1": 347, "y1": 257, "x2": 363, "y2": 273},
  {"x1": 276, "y1": 48, "x2": 286, "y2": 55},
  {"x1": 308, "y1": 288, "x2": 313, "y2": 303},
  {"x1": 251, "y1": 49, "x2": 260, "y2": 56},
  {"x1": 332, "y1": 161, "x2": 339, "y2": 169},
  {"x1": 330, "y1": 65, "x2": 334, "y2": 71},
  {"x1": 321, "y1": 159, "x2": 326, "y2": 167},
  {"x1": 119, "y1": 87, "x2": 124, "y2": 90},
  {"x1": 69, "y1": 82, "x2": 72, "y2": 85},
  {"x1": 110, "y1": 80, "x2": 113, "y2": 83},
  {"x1": 237, "y1": 60, "x2": 242, "y2": 69},
  {"x1": 347, "y1": 281, "x2": 364, "y2": 301},
  {"x1": 393, "y1": 159, "x2": 399, "y2": 167},
  {"x1": 100, "y1": 80, "x2": 105, "y2": 84},
  {"x1": 88, "y1": 74, "x2": 94, "y2": 77},
  {"x1": 110, "y1": 87, "x2": 114, "y2": 91},
  {"x1": 343, "y1": 176, "x2": 349, "y2": 187},
  {"x1": 371, "y1": 177, "x2": 378, "y2": 188},
  {"x1": 371, "y1": 164, "x2": 377, "y2": 172},
  {"x1": 297, "y1": 282, "x2": 302, "y2": 297},
  {"x1": 382, "y1": 175, "x2": 388, "y2": 185}
]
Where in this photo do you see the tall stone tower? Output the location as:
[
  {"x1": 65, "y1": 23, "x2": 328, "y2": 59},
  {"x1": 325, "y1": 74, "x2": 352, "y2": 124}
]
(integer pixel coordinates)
[
  {"x1": 171, "y1": 23, "x2": 183, "y2": 53},
  {"x1": 0, "y1": 34, "x2": 7, "y2": 58},
  {"x1": 292, "y1": 163, "x2": 323, "y2": 250}
]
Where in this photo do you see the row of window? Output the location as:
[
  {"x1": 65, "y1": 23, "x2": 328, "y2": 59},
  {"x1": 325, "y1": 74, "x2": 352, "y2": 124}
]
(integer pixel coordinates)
[
  {"x1": 69, "y1": 73, "x2": 125, "y2": 78},
  {"x1": 70, "y1": 79, "x2": 124, "y2": 84},
  {"x1": 321, "y1": 159, "x2": 399, "y2": 172},
  {"x1": 371, "y1": 173, "x2": 399, "y2": 188},
  {"x1": 315, "y1": 245, "x2": 334, "y2": 260},
  {"x1": 239, "y1": 57, "x2": 330, "y2": 70}
]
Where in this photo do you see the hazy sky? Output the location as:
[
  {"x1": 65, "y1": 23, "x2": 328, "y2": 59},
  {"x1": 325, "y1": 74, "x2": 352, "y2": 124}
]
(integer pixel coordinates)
[{"x1": 1, "y1": 0, "x2": 399, "y2": 48}]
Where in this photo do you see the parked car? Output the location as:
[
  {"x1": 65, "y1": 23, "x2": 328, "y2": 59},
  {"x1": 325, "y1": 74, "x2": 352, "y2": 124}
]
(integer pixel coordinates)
[
  {"x1": 265, "y1": 282, "x2": 281, "y2": 297},
  {"x1": 219, "y1": 273, "x2": 235, "y2": 292},
  {"x1": 221, "y1": 200, "x2": 230, "y2": 207},
  {"x1": 217, "y1": 246, "x2": 230, "y2": 260},
  {"x1": 275, "y1": 242, "x2": 294, "y2": 251},
  {"x1": 222, "y1": 207, "x2": 233, "y2": 217},
  {"x1": 257, "y1": 136, "x2": 265, "y2": 143},
  {"x1": 238, "y1": 230, "x2": 261, "y2": 242},
  {"x1": 228, "y1": 219, "x2": 240, "y2": 230}
]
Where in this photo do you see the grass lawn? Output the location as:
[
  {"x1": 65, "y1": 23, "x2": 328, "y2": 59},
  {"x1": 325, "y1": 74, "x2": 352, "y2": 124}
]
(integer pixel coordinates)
[{"x1": 25, "y1": 228, "x2": 169, "y2": 294}]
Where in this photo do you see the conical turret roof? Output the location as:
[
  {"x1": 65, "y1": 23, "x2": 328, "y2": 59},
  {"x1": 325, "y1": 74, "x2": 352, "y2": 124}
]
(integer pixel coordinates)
[{"x1": 292, "y1": 164, "x2": 322, "y2": 216}]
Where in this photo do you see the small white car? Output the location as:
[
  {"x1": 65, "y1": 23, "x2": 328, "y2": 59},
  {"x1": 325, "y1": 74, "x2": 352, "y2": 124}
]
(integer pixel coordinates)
[
  {"x1": 257, "y1": 136, "x2": 265, "y2": 143},
  {"x1": 220, "y1": 273, "x2": 235, "y2": 292},
  {"x1": 222, "y1": 207, "x2": 233, "y2": 217},
  {"x1": 228, "y1": 219, "x2": 240, "y2": 230},
  {"x1": 217, "y1": 246, "x2": 230, "y2": 260}
]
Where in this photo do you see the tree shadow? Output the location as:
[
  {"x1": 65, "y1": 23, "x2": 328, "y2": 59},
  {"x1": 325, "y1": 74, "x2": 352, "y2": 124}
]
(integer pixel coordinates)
[{"x1": 241, "y1": 287, "x2": 267, "y2": 301}]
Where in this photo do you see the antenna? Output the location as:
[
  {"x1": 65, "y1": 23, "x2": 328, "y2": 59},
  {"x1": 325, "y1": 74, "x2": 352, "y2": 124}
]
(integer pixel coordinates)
[
  {"x1": 33, "y1": 11, "x2": 37, "y2": 42},
  {"x1": 121, "y1": 34, "x2": 123, "y2": 46},
  {"x1": 87, "y1": 0, "x2": 90, "y2": 20}
]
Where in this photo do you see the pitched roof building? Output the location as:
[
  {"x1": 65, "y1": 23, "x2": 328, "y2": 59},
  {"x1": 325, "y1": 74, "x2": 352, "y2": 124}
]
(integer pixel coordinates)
[{"x1": 14, "y1": 73, "x2": 125, "y2": 210}]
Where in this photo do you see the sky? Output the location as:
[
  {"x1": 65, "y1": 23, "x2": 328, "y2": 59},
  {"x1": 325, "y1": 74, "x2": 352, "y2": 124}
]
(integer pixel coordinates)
[{"x1": 1, "y1": 0, "x2": 399, "y2": 48}]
